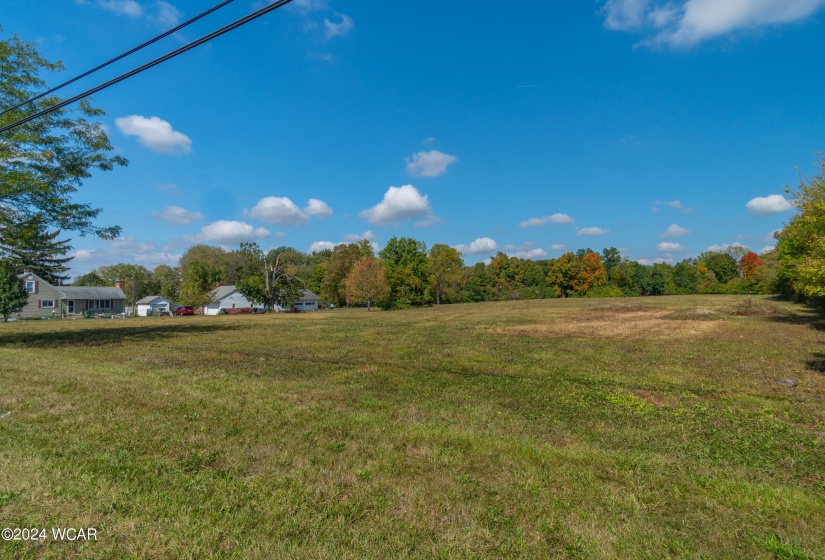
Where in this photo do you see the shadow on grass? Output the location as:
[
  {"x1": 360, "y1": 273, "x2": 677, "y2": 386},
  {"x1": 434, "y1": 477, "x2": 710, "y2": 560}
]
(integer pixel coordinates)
[
  {"x1": 807, "y1": 353, "x2": 825, "y2": 373},
  {"x1": 0, "y1": 323, "x2": 241, "y2": 348},
  {"x1": 762, "y1": 298, "x2": 825, "y2": 331}
]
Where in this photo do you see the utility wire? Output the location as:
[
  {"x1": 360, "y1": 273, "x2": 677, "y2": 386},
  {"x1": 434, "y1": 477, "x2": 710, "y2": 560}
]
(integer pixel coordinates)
[
  {"x1": 0, "y1": 0, "x2": 235, "y2": 118},
  {"x1": 0, "y1": 0, "x2": 295, "y2": 135}
]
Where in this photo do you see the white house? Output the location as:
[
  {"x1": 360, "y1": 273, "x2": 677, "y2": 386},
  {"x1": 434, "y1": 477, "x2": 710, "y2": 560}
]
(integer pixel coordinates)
[
  {"x1": 203, "y1": 285, "x2": 266, "y2": 315},
  {"x1": 136, "y1": 295, "x2": 173, "y2": 317},
  {"x1": 295, "y1": 290, "x2": 320, "y2": 311}
]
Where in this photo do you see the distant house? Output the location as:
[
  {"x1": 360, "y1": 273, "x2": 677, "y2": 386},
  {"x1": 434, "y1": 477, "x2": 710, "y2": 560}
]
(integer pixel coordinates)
[
  {"x1": 136, "y1": 296, "x2": 173, "y2": 317},
  {"x1": 17, "y1": 270, "x2": 126, "y2": 319},
  {"x1": 202, "y1": 286, "x2": 320, "y2": 315},
  {"x1": 203, "y1": 285, "x2": 266, "y2": 315},
  {"x1": 295, "y1": 290, "x2": 320, "y2": 311}
]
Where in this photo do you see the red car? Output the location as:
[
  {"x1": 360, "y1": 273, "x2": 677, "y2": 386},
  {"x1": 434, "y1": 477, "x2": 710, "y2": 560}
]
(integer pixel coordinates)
[{"x1": 174, "y1": 306, "x2": 195, "y2": 316}]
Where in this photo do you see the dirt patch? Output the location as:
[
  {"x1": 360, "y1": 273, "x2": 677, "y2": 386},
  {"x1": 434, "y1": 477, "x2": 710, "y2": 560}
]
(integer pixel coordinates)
[
  {"x1": 499, "y1": 309, "x2": 724, "y2": 340},
  {"x1": 663, "y1": 308, "x2": 728, "y2": 321}
]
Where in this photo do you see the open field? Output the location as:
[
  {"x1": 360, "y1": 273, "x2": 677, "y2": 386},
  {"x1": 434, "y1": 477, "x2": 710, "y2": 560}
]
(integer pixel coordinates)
[{"x1": 1, "y1": 295, "x2": 824, "y2": 559}]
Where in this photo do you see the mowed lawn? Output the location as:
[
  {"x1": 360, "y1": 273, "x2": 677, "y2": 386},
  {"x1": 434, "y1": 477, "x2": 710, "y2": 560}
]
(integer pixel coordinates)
[{"x1": 1, "y1": 296, "x2": 823, "y2": 559}]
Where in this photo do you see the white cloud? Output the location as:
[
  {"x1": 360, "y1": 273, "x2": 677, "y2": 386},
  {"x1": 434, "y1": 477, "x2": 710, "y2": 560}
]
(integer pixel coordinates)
[
  {"x1": 551, "y1": 244, "x2": 567, "y2": 251},
  {"x1": 324, "y1": 13, "x2": 354, "y2": 39},
  {"x1": 152, "y1": 206, "x2": 203, "y2": 226},
  {"x1": 359, "y1": 185, "x2": 433, "y2": 226},
  {"x1": 72, "y1": 249, "x2": 98, "y2": 261},
  {"x1": 304, "y1": 198, "x2": 333, "y2": 219},
  {"x1": 519, "y1": 213, "x2": 576, "y2": 228},
  {"x1": 601, "y1": 0, "x2": 825, "y2": 47},
  {"x1": 656, "y1": 242, "x2": 689, "y2": 252},
  {"x1": 199, "y1": 221, "x2": 270, "y2": 244},
  {"x1": 69, "y1": 237, "x2": 182, "y2": 278},
  {"x1": 155, "y1": 1, "x2": 181, "y2": 27},
  {"x1": 248, "y1": 197, "x2": 331, "y2": 226},
  {"x1": 455, "y1": 237, "x2": 498, "y2": 255},
  {"x1": 577, "y1": 227, "x2": 611, "y2": 236},
  {"x1": 505, "y1": 242, "x2": 548, "y2": 260},
  {"x1": 97, "y1": 0, "x2": 143, "y2": 17},
  {"x1": 706, "y1": 242, "x2": 749, "y2": 253},
  {"x1": 308, "y1": 241, "x2": 336, "y2": 253},
  {"x1": 660, "y1": 224, "x2": 690, "y2": 238},
  {"x1": 291, "y1": 0, "x2": 329, "y2": 12},
  {"x1": 746, "y1": 194, "x2": 793, "y2": 215},
  {"x1": 344, "y1": 230, "x2": 377, "y2": 243},
  {"x1": 115, "y1": 115, "x2": 192, "y2": 155},
  {"x1": 760, "y1": 245, "x2": 776, "y2": 254},
  {"x1": 405, "y1": 150, "x2": 458, "y2": 178}
]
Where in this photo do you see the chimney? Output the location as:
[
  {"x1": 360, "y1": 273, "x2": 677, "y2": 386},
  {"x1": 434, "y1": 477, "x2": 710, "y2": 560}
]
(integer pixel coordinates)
[
  {"x1": 115, "y1": 280, "x2": 126, "y2": 291},
  {"x1": 23, "y1": 268, "x2": 31, "y2": 273},
  {"x1": 216, "y1": 281, "x2": 225, "y2": 289}
]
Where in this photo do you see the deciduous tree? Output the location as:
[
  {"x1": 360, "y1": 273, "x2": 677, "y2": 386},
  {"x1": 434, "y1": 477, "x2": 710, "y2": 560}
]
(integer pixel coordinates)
[
  {"x1": 1, "y1": 35, "x2": 126, "y2": 238},
  {"x1": 427, "y1": 244, "x2": 464, "y2": 304},
  {"x1": 345, "y1": 256, "x2": 390, "y2": 310}
]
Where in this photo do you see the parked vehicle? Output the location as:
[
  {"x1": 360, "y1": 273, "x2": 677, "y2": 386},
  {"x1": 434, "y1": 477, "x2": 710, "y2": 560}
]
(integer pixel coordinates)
[{"x1": 174, "y1": 306, "x2": 195, "y2": 316}]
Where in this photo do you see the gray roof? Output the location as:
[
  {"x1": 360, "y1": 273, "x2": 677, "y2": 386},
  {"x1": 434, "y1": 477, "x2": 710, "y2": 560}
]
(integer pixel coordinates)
[
  {"x1": 209, "y1": 285, "x2": 239, "y2": 301},
  {"x1": 301, "y1": 289, "x2": 319, "y2": 301},
  {"x1": 60, "y1": 286, "x2": 126, "y2": 300},
  {"x1": 136, "y1": 295, "x2": 169, "y2": 305}
]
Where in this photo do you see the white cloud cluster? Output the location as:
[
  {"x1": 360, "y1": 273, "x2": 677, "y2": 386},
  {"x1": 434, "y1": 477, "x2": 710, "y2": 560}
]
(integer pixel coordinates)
[
  {"x1": 660, "y1": 224, "x2": 690, "y2": 238},
  {"x1": 248, "y1": 197, "x2": 332, "y2": 226},
  {"x1": 115, "y1": 115, "x2": 192, "y2": 155},
  {"x1": 656, "y1": 242, "x2": 689, "y2": 252},
  {"x1": 324, "y1": 13, "x2": 354, "y2": 39},
  {"x1": 551, "y1": 244, "x2": 567, "y2": 251},
  {"x1": 602, "y1": 0, "x2": 825, "y2": 47},
  {"x1": 455, "y1": 238, "x2": 498, "y2": 255},
  {"x1": 79, "y1": 0, "x2": 182, "y2": 27},
  {"x1": 405, "y1": 150, "x2": 458, "y2": 178},
  {"x1": 308, "y1": 241, "x2": 336, "y2": 254},
  {"x1": 153, "y1": 206, "x2": 203, "y2": 226},
  {"x1": 504, "y1": 242, "x2": 548, "y2": 260},
  {"x1": 519, "y1": 213, "x2": 575, "y2": 228},
  {"x1": 69, "y1": 237, "x2": 182, "y2": 277},
  {"x1": 344, "y1": 230, "x2": 377, "y2": 243},
  {"x1": 359, "y1": 185, "x2": 433, "y2": 226},
  {"x1": 746, "y1": 194, "x2": 793, "y2": 215},
  {"x1": 706, "y1": 242, "x2": 749, "y2": 253},
  {"x1": 577, "y1": 227, "x2": 611, "y2": 237},
  {"x1": 199, "y1": 221, "x2": 270, "y2": 244}
]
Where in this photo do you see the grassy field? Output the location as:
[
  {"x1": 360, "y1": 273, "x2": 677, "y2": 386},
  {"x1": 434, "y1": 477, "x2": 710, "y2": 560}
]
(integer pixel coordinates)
[{"x1": 0, "y1": 295, "x2": 823, "y2": 559}]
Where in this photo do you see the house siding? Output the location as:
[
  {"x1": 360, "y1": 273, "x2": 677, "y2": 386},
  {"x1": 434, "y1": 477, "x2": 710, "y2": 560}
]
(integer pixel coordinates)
[{"x1": 17, "y1": 278, "x2": 65, "y2": 319}]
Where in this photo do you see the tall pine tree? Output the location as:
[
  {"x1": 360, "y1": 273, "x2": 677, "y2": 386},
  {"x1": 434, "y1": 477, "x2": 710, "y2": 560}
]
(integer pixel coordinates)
[{"x1": 0, "y1": 217, "x2": 73, "y2": 284}]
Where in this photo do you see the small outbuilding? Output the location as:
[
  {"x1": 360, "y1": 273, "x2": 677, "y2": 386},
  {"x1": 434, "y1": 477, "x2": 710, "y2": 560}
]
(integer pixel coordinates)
[
  {"x1": 136, "y1": 295, "x2": 173, "y2": 317},
  {"x1": 294, "y1": 289, "x2": 320, "y2": 311}
]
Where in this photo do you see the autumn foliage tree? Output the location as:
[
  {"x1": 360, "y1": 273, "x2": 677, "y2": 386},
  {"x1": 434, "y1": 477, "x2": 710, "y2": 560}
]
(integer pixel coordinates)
[
  {"x1": 345, "y1": 256, "x2": 390, "y2": 311},
  {"x1": 738, "y1": 252, "x2": 764, "y2": 280}
]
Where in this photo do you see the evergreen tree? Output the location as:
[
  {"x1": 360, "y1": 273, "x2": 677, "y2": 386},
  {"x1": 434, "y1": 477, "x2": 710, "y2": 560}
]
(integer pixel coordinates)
[
  {"x1": 0, "y1": 217, "x2": 73, "y2": 284},
  {"x1": 0, "y1": 259, "x2": 29, "y2": 321}
]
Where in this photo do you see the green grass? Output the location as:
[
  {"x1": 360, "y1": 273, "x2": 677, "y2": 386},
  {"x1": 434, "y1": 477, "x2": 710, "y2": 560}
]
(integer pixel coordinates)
[{"x1": 1, "y1": 295, "x2": 823, "y2": 559}]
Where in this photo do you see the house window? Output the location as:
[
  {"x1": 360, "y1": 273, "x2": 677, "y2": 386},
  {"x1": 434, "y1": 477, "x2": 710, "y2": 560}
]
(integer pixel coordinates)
[
  {"x1": 89, "y1": 300, "x2": 112, "y2": 310},
  {"x1": 40, "y1": 300, "x2": 56, "y2": 308},
  {"x1": 26, "y1": 281, "x2": 35, "y2": 293}
]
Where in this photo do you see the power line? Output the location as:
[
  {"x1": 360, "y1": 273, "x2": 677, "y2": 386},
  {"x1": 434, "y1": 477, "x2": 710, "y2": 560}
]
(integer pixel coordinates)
[
  {"x1": 0, "y1": 0, "x2": 236, "y2": 118},
  {"x1": 0, "y1": 0, "x2": 295, "y2": 135}
]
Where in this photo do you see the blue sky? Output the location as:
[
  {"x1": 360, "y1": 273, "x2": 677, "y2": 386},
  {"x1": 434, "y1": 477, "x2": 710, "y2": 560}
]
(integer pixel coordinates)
[{"x1": 3, "y1": 0, "x2": 825, "y2": 275}]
